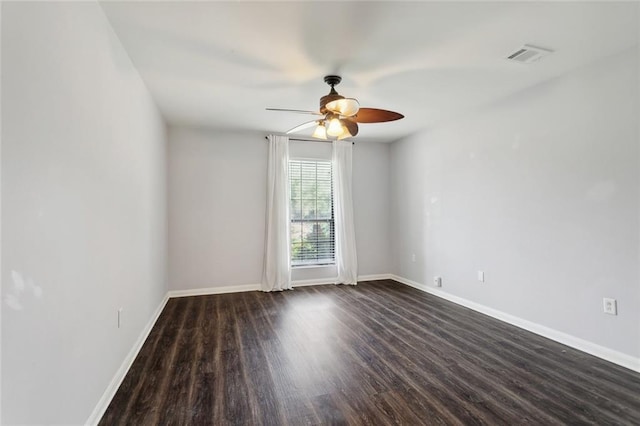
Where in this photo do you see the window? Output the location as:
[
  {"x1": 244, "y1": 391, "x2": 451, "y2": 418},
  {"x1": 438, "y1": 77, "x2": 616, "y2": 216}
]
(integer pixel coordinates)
[{"x1": 289, "y1": 160, "x2": 335, "y2": 266}]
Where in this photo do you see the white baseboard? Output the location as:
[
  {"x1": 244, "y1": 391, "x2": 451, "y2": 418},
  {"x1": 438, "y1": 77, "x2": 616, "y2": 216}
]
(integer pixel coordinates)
[
  {"x1": 168, "y1": 283, "x2": 261, "y2": 298},
  {"x1": 167, "y1": 275, "x2": 394, "y2": 296},
  {"x1": 85, "y1": 293, "x2": 170, "y2": 426},
  {"x1": 390, "y1": 274, "x2": 640, "y2": 373},
  {"x1": 292, "y1": 274, "x2": 392, "y2": 287},
  {"x1": 292, "y1": 277, "x2": 336, "y2": 287},
  {"x1": 358, "y1": 273, "x2": 392, "y2": 282}
]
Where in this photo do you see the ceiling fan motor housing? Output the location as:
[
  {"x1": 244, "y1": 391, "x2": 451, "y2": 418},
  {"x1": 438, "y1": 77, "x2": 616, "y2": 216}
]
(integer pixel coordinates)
[
  {"x1": 320, "y1": 75, "x2": 344, "y2": 113},
  {"x1": 320, "y1": 91, "x2": 345, "y2": 113}
]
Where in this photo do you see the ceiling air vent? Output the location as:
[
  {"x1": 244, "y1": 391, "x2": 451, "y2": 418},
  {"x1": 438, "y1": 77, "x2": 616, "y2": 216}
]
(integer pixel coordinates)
[{"x1": 506, "y1": 44, "x2": 553, "y2": 63}]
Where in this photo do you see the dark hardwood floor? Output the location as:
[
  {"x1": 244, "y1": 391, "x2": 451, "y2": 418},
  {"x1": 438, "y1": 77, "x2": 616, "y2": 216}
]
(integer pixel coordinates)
[{"x1": 100, "y1": 280, "x2": 640, "y2": 425}]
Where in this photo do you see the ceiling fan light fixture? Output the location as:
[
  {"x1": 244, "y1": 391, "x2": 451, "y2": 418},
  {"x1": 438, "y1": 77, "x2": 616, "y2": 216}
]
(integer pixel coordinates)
[
  {"x1": 312, "y1": 123, "x2": 327, "y2": 140},
  {"x1": 267, "y1": 75, "x2": 403, "y2": 140},
  {"x1": 326, "y1": 98, "x2": 360, "y2": 117},
  {"x1": 337, "y1": 127, "x2": 352, "y2": 140},
  {"x1": 327, "y1": 117, "x2": 344, "y2": 137}
]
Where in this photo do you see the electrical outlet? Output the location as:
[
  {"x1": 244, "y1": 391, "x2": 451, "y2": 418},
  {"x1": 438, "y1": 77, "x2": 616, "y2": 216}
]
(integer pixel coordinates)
[
  {"x1": 603, "y1": 298, "x2": 617, "y2": 315},
  {"x1": 118, "y1": 307, "x2": 124, "y2": 328},
  {"x1": 477, "y1": 271, "x2": 485, "y2": 282},
  {"x1": 411, "y1": 253, "x2": 416, "y2": 262},
  {"x1": 434, "y1": 277, "x2": 442, "y2": 287}
]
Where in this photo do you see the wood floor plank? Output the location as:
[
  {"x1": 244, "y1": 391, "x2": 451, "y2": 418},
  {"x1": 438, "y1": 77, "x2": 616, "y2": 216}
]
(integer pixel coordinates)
[
  {"x1": 189, "y1": 296, "x2": 215, "y2": 424},
  {"x1": 313, "y1": 286, "x2": 524, "y2": 425},
  {"x1": 361, "y1": 281, "x2": 640, "y2": 422},
  {"x1": 337, "y1": 284, "x2": 598, "y2": 423},
  {"x1": 98, "y1": 298, "x2": 178, "y2": 426},
  {"x1": 100, "y1": 280, "x2": 640, "y2": 425}
]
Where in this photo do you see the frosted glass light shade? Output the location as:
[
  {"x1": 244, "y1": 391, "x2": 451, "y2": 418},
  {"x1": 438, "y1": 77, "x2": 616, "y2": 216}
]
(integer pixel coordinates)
[
  {"x1": 312, "y1": 124, "x2": 327, "y2": 139},
  {"x1": 327, "y1": 118, "x2": 344, "y2": 137},
  {"x1": 337, "y1": 126, "x2": 352, "y2": 140},
  {"x1": 326, "y1": 98, "x2": 360, "y2": 117}
]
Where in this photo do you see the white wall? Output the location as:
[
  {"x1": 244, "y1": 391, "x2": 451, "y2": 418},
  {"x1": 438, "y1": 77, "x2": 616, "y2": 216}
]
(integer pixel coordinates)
[
  {"x1": 168, "y1": 127, "x2": 391, "y2": 290},
  {"x1": 168, "y1": 127, "x2": 268, "y2": 290},
  {"x1": 390, "y1": 48, "x2": 640, "y2": 359},
  {"x1": 352, "y1": 141, "x2": 392, "y2": 276},
  {"x1": 0, "y1": 3, "x2": 4, "y2": 422},
  {"x1": 1, "y1": 3, "x2": 167, "y2": 424}
]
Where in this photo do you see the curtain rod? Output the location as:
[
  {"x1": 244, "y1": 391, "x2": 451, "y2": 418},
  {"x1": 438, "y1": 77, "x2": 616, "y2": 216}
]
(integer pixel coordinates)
[{"x1": 264, "y1": 136, "x2": 354, "y2": 144}]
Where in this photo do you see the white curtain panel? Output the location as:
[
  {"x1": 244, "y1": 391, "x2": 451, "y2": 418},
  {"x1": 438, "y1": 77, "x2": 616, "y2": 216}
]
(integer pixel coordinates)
[
  {"x1": 261, "y1": 135, "x2": 292, "y2": 291},
  {"x1": 332, "y1": 140, "x2": 358, "y2": 285}
]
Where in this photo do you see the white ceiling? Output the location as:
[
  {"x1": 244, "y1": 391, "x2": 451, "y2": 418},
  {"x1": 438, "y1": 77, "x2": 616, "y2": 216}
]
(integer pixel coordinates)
[{"x1": 100, "y1": 1, "x2": 639, "y2": 143}]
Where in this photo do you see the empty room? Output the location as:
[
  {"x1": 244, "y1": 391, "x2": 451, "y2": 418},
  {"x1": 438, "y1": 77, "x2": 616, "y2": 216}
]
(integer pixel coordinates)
[{"x1": 2, "y1": 1, "x2": 639, "y2": 425}]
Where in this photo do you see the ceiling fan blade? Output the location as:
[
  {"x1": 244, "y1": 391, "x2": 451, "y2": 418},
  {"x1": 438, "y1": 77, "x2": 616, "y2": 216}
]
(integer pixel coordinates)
[
  {"x1": 342, "y1": 120, "x2": 359, "y2": 137},
  {"x1": 325, "y1": 98, "x2": 360, "y2": 117},
  {"x1": 266, "y1": 108, "x2": 322, "y2": 116},
  {"x1": 352, "y1": 108, "x2": 404, "y2": 123},
  {"x1": 286, "y1": 120, "x2": 319, "y2": 134}
]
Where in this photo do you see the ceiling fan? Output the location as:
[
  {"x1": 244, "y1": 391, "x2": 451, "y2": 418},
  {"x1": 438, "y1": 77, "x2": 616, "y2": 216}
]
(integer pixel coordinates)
[{"x1": 267, "y1": 75, "x2": 404, "y2": 140}]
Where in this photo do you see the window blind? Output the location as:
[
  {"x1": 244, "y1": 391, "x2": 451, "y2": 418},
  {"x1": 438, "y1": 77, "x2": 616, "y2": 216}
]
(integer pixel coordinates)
[{"x1": 289, "y1": 160, "x2": 335, "y2": 266}]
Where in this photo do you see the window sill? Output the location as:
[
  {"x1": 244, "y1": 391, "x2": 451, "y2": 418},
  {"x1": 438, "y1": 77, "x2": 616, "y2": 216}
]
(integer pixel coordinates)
[{"x1": 291, "y1": 263, "x2": 336, "y2": 270}]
